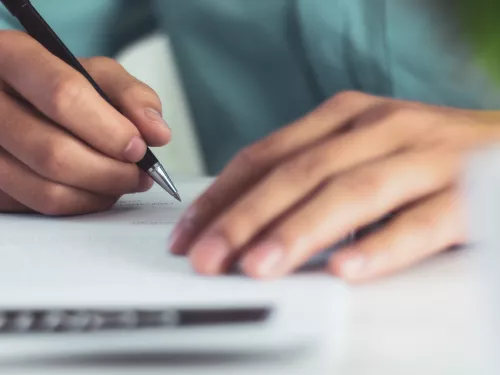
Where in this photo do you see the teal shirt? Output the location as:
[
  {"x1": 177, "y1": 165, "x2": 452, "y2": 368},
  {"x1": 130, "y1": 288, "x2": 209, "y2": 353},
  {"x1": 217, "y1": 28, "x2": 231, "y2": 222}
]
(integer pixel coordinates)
[{"x1": 1, "y1": 0, "x2": 499, "y2": 174}]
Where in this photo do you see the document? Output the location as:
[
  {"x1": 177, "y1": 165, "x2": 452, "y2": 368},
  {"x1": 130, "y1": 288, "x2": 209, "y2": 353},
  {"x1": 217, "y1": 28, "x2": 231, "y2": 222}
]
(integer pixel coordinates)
[
  {"x1": 0, "y1": 178, "x2": 206, "y2": 229},
  {"x1": 0, "y1": 178, "x2": 342, "y2": 307},
  {"x1": 0, "y1": 177, "x2": 347, "y2": 359}
]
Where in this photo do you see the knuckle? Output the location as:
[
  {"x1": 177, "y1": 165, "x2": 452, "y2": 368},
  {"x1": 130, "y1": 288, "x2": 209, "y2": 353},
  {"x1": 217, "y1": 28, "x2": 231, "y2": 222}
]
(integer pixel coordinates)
[
  {"x1": 340, "y1": 170, "x2": 384, "y2": 201},
  {"x1": 384, "y1": 104, "x2": 427, "y2": 127},
  {"x1": 278, "y1": 143, "x2": 337, "y2": 183},
  {"x1": 272, "y1": 162, "x2": 299, "y2": 182},
  {"x1": 87, "y1": 56, "x2": 119, "y2": 69},
  {"x1": 82, "y1": 56, "x2": 120, "y2": 75},
  {"x1": 274, "y1": 153, "x2": 324, "y2": 182},
  {"x1": 121, "y1": 81, "x2": 160, "y2": 105},
  {"x1": 33, "y1": 141, "x2": 68, "y2": 180},
  {"x1": 329, "y1": 90, "x2": 366, "y2": 107},
  {"x1": 384, "y1": 104, "x2": 416, "y2": 121},
  {"x1": 229, "y1": 133, "x2": 283, "y2": 175},
  {"x1": 37, "y1": 187, "x2": 117, "y2": 216},
  {"x1": 48, "y1": 75, "x2": 86, "y2": 118},
  {"x1": 232, "y1": 144, "x2": 267, "y2": 172},
  {"x1": 381, "y1": 104, "x2": 436, "y2": 138},
  {"x1": 37, "y1": 184, "x2": 70, "y2": 216}
]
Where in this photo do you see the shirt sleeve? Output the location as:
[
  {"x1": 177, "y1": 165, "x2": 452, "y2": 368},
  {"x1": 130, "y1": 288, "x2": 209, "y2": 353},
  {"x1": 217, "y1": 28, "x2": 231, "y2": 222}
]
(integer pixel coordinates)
[{"x1": 0, "y1": 0, "x2": 159, "y2": 58}]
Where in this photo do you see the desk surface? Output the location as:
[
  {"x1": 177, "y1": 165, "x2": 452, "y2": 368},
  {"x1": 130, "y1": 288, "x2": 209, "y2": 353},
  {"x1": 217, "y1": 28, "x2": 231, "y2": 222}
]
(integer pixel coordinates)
[{"x1": 0, "y1": 251, "x2": 491, "y2": 375}]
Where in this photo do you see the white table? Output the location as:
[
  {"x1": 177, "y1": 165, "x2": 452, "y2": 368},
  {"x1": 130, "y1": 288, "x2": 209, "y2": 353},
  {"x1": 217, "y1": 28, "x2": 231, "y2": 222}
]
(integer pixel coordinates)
[
  {"x1": 340, "y1": 250, "x2": 490, "y2": 375},
  {"x1": 0, "y1": 250, "x2": 491, "y2": 375}
]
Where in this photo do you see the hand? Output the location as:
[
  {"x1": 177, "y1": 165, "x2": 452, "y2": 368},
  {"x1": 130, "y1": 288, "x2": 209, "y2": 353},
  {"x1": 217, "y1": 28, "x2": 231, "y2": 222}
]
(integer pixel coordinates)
[
  {"x1": 0, "y1": 31, "x2": 171, "y2": 215},
  {"x1": 169, "y1": 91, "x2": 500, "y2": 282}
]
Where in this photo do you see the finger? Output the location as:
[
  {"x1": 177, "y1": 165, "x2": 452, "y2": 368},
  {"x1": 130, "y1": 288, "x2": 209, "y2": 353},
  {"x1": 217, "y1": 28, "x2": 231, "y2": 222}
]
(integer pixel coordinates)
[
  {"x1": 81, "y1": 57, "x2": 171, "y2": 147},
  {"x1": 0, "y1": 148, "x2": 118, "y2": 216},
  {"x1": 0, "y1": 91, "x2": 152, "y2": 196},
  {"x1": 236, "y1": 150, "x2": 458, "y2": 279},
  {"x1": 328, "y1": 189, "x2": 464, "y2": 282},
  {"x1": 0, "y1": 190, "x2": 31, "y2": 213},
  {"x1": 0, "y1": 31, "x2": 146, "y2": 162},
  {"x1": 187, "y1": 116, "x2": 421, "y2": 265},
  {"x1": 170, "y1": 92, "x2": 384, "y2": 253}
]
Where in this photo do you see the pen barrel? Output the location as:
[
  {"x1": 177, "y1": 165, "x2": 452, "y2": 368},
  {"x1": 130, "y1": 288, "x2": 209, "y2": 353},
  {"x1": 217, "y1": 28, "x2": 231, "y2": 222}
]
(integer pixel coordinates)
[
  {"x1": 137, "y1": 149, "x2": 158, "y2": 171},
  {"x1": 0, "y1": 0, "x2": 30, "y2": 17}
]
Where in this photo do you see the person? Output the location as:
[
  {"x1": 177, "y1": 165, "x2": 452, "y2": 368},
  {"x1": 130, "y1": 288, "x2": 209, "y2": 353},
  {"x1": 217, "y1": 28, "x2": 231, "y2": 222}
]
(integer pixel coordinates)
[{"x1": 0, "y1": 1, "x2": 498, "y2": 283}]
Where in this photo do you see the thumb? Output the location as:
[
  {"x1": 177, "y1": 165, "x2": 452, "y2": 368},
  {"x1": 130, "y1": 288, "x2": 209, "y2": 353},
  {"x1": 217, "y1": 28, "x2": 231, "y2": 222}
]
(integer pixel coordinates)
[{"x1": 81, "y1": 57, "x2": 171, "y2": 147}]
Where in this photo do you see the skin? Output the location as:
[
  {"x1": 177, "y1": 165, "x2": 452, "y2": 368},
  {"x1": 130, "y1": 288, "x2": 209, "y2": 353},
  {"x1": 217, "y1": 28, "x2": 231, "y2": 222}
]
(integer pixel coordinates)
[
  {"x1": 169, "y1": 91, "x2": 500, "y2": 283},
  {"x1": 2, "y1": 31, "x2": 498, "y2": 283},
  {"x1": 0, "y1": 31, "x2": 171, "y2": 215}
]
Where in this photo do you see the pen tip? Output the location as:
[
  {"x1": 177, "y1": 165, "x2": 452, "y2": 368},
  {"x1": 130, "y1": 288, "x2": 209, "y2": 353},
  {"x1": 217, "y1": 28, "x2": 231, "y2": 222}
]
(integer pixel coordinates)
[{"x1": 174, "y1": 192, "x2": 182, "y2": 202}]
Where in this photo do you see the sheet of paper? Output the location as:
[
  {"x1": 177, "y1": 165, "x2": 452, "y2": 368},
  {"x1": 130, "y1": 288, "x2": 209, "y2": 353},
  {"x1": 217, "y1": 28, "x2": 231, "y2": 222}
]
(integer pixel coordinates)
[
  {"x1": 0, "y1": 177, "x2": 208, "y2": 230},
  {"x1": 0, "y1": 178, "x2": 342, "y2": 309}
]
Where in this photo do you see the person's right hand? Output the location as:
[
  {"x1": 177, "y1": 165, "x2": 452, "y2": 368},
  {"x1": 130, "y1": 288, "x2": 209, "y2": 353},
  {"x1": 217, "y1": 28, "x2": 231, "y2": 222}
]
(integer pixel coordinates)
[{"x1": 0, "y1": 31, "x2": 171, "y2": 215}]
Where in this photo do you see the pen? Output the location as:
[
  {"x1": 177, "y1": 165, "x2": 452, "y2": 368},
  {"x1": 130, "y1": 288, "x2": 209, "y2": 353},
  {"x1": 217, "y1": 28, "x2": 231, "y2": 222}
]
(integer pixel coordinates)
[{"x1": 1, "y1": 0, "x2": 181, "y2": 202}]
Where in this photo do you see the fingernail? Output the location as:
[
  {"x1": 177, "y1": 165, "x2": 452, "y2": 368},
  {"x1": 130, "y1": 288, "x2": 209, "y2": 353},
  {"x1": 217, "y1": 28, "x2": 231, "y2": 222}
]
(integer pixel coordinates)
[
  {"x1": 169, "y1": 206, "x2": 197, "y2": 253},
  {"x1": 241, "y1": 241, "x2": 285, "y2": 278},
  {"x1": 123, "y1": 136, "x2": 147, "y2": 162},
  {"x1": 145, "y1": 108, "x2": 170, "y2": 129},
  {"x1": 189, "y1": 234, "x2": 230, "y2": 275},
  {"x1": 339, "y1": 253, "x2": 367, "y2": 278}
]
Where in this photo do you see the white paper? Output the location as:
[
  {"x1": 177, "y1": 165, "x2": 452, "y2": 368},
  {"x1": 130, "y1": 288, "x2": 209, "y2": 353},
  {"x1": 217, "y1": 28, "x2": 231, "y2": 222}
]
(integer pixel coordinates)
[
  {"x1": 0, "y1": 177, "x2": 348, "y2": 362},
  {"x1": 0, "y1": 178, "x2": 343, "y2": 308},
  {"x1": 0, "y1": 178, "x2": 206, "y2": 230}
]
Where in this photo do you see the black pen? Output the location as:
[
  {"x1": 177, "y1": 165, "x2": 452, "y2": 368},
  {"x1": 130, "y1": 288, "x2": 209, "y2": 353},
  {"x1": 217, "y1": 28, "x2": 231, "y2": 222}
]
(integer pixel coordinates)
[{"x1": 1, "y1": 0, "x2": 181, "y2": 201}]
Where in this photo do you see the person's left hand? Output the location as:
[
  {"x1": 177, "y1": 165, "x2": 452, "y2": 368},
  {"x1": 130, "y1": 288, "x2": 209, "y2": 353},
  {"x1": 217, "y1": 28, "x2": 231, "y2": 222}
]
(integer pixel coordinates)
[{"x1": 169, "y1": 91, "x2": 500, "y2": 282}]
